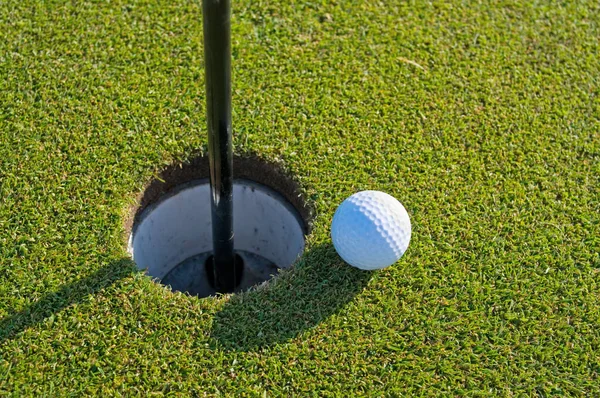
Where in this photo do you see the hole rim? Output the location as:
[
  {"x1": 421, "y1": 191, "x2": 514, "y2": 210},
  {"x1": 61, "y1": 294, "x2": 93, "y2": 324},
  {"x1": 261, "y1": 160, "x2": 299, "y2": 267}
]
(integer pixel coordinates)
[{"x1": 125, "y1": 155, "x2": 314, "y2": 298}]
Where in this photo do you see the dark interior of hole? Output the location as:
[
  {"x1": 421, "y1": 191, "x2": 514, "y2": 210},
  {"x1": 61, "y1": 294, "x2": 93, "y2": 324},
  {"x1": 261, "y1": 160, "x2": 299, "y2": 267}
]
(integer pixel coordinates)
[
  {"x1": 205, "y1": 254, "x2": 245, "y2": 293},
  {"x1": 162, "y1": 250, "x2": 281, "y2": 298}
]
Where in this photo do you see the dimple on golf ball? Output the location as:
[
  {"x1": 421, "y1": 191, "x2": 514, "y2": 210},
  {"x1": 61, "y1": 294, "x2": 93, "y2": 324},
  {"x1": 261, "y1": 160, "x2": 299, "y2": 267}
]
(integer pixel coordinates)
[{"x1": 331, "y1": 190, "x2": 411, "y2": 270}]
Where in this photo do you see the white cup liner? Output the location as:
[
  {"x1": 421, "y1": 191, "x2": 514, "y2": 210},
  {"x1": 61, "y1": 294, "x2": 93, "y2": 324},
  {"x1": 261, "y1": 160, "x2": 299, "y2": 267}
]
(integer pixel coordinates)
[{"x1": 128, "y1": 179, "x2": 306, "y2": 290}]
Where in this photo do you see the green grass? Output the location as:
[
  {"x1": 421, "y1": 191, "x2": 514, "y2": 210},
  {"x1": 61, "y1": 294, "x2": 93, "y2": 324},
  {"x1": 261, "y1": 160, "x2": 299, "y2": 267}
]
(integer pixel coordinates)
[{"x1": 1, "y1": 0, "x2": 599, "y2": 395}]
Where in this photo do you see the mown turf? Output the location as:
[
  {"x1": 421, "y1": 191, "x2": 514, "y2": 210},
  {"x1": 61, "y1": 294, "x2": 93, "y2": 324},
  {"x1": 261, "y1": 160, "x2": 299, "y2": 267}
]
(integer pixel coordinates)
[{"x1": 1, "y1": 0, "x2": 599, "y2": 395}]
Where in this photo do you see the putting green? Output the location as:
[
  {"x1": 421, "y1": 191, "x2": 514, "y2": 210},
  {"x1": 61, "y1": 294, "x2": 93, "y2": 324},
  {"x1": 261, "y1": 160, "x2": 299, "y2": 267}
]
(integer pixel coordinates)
[{"x1": 1, "y1": 0, "x2": 599, "y2": 395}]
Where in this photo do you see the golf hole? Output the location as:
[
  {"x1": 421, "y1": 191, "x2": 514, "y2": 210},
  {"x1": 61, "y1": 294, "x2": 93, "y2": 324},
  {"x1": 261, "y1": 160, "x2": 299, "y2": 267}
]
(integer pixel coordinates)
[{"x1": 127, "y1": 156, "x2": 311, "y2": 298}]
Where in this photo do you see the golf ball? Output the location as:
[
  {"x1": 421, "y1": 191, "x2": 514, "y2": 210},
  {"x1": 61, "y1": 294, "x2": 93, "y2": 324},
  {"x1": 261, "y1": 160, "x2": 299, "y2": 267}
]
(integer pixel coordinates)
[{"x1": 331, "y1": 191, "x2": 411, "y2": 270}]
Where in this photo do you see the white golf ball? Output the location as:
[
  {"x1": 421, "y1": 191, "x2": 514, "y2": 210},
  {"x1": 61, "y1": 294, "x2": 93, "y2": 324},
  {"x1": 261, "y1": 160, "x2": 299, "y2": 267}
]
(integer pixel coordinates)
[{"x1": 331, "y1": 190, "x2": 411, "y2": 270}]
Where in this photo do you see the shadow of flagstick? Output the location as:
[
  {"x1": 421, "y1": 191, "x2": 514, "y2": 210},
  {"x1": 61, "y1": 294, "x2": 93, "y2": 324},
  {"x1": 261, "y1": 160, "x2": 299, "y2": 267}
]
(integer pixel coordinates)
[
  {"x1": 0, "y1": 259, "x2": 137, "y2": 343},
  {"x1": 1, "y1": 246, "x2": 370, "y2": 351}
]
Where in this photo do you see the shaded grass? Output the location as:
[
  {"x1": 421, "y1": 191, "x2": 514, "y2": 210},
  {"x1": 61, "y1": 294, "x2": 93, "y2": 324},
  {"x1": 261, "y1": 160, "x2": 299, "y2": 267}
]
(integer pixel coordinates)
[
  {"x1": 211, "y1": 244, "x2": 371, "y2": 351},
  {"x1": 1, "y1": 0, "x2": 599, "y2": 395}
]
